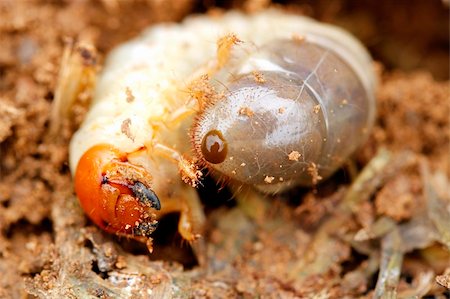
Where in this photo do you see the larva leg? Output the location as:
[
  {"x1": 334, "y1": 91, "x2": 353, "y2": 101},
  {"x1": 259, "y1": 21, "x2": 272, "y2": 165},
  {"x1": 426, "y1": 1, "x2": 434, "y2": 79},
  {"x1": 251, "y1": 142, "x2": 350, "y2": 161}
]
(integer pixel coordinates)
[
  {"x1": 152, "y1": 143, "x2": 202, "y2": 187},
  {"x1": 179, "y1": 187, "x2": 206, "y2": 266},
  {"x1": 156, "y1": 188, "x2": 205, "y2": 242},
  {"x1": 234, "y1": 186, "x2": 270, "y2": 223},
  {"x1": 178, "y1": 187, "x2": 205, "y2": 242},
  {"x1": 50, "y1": 40, "x2": 97, "y2": 135},
  {"x1": 156, "y1": 188, "x2": 206, "y2": 264},
  {"x1": 164, "y1": 106, "x2": 198, "y2": 129}
]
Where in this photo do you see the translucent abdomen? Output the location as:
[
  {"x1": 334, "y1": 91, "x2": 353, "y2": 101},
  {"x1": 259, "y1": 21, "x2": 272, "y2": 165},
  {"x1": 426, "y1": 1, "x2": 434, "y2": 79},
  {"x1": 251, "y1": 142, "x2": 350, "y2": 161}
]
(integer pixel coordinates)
[{"x1": 194, "y1": 37, "x2": 376, "y2": 193}]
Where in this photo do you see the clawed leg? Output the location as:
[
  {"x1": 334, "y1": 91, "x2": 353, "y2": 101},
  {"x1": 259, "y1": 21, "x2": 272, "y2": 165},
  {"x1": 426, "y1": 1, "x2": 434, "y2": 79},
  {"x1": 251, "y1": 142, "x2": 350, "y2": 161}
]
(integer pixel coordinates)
[
  {"x1": 157, "y1": 187, "x2": 206, "y2": 265},
  {"x1": 152, "y1": 143, "x2": 203, "y2": 187},
  {"x1": 178, "y1": 187, "x2": 206, "y2": 242},
  {"x1": 50, "y1": 40, "x2": 97, "y2": 135},
  {"x1": 180, "y1": 188, "x2": 207, "y2": 266},
  {"x1": 158, "y1": 189, "x2": 205, "y2": 241}
]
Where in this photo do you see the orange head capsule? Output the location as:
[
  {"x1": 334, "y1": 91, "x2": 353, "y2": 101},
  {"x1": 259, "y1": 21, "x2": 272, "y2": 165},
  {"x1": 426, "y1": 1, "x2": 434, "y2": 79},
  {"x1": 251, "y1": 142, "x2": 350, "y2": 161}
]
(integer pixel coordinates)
[{"x1": 74, "y1": 144, "x2": 160, "y2": 239}]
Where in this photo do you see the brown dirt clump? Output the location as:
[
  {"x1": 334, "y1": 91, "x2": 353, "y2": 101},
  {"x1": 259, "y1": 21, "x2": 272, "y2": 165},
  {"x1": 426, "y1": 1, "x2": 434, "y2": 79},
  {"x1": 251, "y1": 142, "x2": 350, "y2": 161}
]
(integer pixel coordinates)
[{"x1": 0, "y1": 0, "x2": 449, "y2": 298}]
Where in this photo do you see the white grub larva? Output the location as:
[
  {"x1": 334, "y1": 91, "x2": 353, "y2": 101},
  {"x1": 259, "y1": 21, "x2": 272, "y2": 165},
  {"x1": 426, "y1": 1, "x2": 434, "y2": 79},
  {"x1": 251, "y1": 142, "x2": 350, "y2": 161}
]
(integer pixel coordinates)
[{"x1": 66, "y1": 9, "x2": 375, "y2": 248}]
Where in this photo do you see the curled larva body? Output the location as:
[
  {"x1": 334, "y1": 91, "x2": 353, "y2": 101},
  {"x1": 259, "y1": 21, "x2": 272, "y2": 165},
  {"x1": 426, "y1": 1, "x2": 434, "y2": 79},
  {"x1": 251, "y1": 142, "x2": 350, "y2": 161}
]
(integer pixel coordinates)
[{"x1": 69, "y1": 10, "x2": 375, "y2": 246}]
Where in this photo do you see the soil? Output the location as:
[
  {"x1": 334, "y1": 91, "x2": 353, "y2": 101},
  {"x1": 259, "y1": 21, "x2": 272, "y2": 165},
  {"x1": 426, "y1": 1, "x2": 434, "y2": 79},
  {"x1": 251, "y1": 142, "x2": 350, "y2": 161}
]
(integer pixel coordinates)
[{"x1": 0, "y1": 0, "x2": 449, "y2": 298}]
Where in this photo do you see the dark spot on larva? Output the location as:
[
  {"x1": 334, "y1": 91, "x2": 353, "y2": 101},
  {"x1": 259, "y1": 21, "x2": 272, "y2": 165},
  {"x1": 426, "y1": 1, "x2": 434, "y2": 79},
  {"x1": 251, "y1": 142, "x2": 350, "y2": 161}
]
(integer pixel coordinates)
[
  {"x1": 78, "y1": 46, "x2": 96, "y2": 66},
  {"x1": 201, "y1": 129, "x2": 228, "y2": 164}
]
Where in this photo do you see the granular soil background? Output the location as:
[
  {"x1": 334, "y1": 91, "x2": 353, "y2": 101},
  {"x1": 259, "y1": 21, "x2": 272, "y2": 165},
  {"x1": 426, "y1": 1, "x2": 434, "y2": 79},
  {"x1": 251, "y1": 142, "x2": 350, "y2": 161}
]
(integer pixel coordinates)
[{"x1": 0, "y1": 0, "x2": 449, "y2": 298}]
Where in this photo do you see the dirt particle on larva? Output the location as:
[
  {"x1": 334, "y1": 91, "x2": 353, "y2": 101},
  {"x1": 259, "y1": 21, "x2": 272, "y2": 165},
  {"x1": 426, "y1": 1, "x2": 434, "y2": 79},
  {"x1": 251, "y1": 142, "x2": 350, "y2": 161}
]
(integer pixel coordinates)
[
  {"x1": 279, "y1": 177, "x2": 284, "y2": 181},
  {"x1": 341, "y1": 99, "x2": 348, "y2": 105},
  {"x1": 125, "y1": 87, "x2": 135, "y2": 103},
  {"x1": 240, "y1": 162, "x2": 246, "y2": 167},
  {"x1": 436, "y1": 273, "x2": 450, "y2": 289},
  {"x1": 115, "y1": 256, "x2": 127, "y2": 269},
  {"x1": 264, "y1": 176, "x2": 275, "y2": 183},
  {"x1": 178, "y1": 157, "x2": 202, "y2": 187},
  {"x1": 239, "y1": 106, "x2": 254, "y2": 117},
  {"x1": 121, "y1": 118, "x2": 134, "y2": 141},
  {"x1": 288, "y1": 150, "x2": 301, "y2": 161},
  {"x1": 313, "y1": 104, "x2": 321, "y2": 114},
  {"x1": 231, "y1": 170, "x2": 236, "y2": 175},
  {"x1": 307, "y1": 162, "x2": 323, "y2": 185},
  {"x1": 217, "y1": 33, "x2": 242, "y2": 68},
  {"x1": 292, "y1": 34, "x2": 305, "y2": 43},
  {"x1": 252, "y1": 70, "x2": 266, "y2": 83},
  {"x1": 187, "y1": 74, "x2": 223, "y2": 110},
  {"x1": 278, "y1": 107, "x2": 285, "y2": 114}
]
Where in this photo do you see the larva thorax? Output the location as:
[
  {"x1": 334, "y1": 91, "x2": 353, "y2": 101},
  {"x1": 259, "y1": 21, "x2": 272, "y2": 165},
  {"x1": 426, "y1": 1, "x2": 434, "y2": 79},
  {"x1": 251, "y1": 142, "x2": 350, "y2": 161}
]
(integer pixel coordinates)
[{"x1": 193, "y1": 33, "x2": 375, "y2": 193}]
